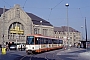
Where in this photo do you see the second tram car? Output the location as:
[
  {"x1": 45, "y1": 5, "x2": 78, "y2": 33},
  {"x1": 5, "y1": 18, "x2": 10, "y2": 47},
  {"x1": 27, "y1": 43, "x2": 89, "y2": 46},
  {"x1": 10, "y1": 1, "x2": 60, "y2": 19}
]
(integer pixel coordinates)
[{"x1": 25, "y1": 34, "x2": 63, "y2": 54}]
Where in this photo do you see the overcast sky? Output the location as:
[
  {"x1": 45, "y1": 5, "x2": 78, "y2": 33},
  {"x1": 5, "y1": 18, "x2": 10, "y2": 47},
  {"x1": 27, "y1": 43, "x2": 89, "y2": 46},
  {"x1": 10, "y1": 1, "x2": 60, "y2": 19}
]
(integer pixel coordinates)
[{"x1": 1, "y1": 0, "x2": 90, "y2": 39}]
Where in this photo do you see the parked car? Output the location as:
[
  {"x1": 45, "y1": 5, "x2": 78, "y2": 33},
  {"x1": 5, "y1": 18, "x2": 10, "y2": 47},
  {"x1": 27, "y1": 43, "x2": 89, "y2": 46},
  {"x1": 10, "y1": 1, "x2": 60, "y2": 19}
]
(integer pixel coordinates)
[
  {"x1": 0, "y1": 45, "x2": 2, "y2": 48},
  {"x1": 9, "y1": 45, "x2": 17, "y2": 50}
]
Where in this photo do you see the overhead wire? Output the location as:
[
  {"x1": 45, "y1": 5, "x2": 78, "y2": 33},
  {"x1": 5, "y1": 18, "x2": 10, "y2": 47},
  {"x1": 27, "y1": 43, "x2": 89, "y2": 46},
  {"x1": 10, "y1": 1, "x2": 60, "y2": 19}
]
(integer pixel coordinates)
[
  {"x1": 48, "y1": 0, "x2": 64, "y2": 21},
  {"x1": 48, "y1": 8, "x2": 52, "y2": 21},
  {"x1": 23, "y1": 0, "x2": 28, "y2": 9},
  {"x1": 1, "y1": 0, "x2": 11, "y2": 8},
  {"x1": 52, "y1": 0, "x2": 64, "y2": 9},
  {"x1": 78, "y1": 8, "x2": 84, "y2": 18}
]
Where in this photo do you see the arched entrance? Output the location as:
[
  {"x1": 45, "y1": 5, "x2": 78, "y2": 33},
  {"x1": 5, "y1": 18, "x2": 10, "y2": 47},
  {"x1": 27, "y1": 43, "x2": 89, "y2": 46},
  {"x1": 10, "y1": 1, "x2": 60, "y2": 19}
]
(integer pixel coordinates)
[{"x1": 8, "y1": 22, "x2": 25, "y2": 44}]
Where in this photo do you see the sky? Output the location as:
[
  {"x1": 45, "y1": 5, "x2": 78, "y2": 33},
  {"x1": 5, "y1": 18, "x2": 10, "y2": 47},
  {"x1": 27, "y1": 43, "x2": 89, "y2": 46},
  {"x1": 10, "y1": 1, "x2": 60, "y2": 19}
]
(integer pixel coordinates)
[{"x1": 0, "y1": 0, "x2": 90, "y2": 39}]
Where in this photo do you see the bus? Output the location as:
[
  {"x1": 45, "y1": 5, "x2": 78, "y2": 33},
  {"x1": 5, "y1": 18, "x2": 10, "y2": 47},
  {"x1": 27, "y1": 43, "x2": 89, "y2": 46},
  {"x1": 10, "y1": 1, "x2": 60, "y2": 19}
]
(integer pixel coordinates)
[{"x1": 25, "y1": 34, "x2": 63, "y2": 54}]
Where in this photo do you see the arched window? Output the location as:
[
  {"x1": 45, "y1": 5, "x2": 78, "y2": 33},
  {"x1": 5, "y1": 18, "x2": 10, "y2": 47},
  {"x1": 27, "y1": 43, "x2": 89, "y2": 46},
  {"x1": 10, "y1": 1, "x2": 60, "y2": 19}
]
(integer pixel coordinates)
[{"x1": 8, "y1": 22, "x2": 24, "y2": 41}]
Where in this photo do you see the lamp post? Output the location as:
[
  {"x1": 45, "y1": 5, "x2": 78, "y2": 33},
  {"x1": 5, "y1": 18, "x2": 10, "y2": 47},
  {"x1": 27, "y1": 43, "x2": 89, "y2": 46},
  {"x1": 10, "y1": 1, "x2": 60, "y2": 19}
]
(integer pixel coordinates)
[
  {"x1": 2, "y1": 6, "x2": 5, "y2": 48},
  {"x1": 65, "y1": 3, "x2": 70, "y2": 49},
  {"x1": 1, "y1": 6, "x2": 6, "y2": 55},
  {"x1": 81, "y1": 26, "x2": 83, "y2": 41},
  {"x1": 40, "y1": 21, "x2": 42, "y2": 34},
  {"x1": 85, "y1": 17, "x2": 87, "y2": 49}
]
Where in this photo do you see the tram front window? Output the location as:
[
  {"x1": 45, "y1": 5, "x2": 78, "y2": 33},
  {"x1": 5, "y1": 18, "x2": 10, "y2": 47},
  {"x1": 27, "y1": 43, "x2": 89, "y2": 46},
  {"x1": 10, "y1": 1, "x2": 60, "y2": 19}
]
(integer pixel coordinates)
[{"x1": 26, "y1": 36, "x2": 34, "y2": 44}]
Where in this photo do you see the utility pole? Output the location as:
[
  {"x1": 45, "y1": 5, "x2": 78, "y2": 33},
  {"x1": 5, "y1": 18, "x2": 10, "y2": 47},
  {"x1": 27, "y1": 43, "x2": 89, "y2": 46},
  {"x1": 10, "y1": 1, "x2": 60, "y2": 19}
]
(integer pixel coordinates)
[
  {"x1": 65, "y1": 3, "x2": 70, "y2": 49},
  {"x1": 85, "y1": 17, "x2": 87, "y2": 49},
  {"x1": 2, "y1": 6, "x2": 5, "y2": 48},
  {"x1": 2, "y1": 6, "x2": 6, "y2": 55},
  {"x1": 81, "y1": 26, "x2": 83, "y2": 41},
  {"x1": 40, "y1": 21, "x2": 42, "y2": 34}
]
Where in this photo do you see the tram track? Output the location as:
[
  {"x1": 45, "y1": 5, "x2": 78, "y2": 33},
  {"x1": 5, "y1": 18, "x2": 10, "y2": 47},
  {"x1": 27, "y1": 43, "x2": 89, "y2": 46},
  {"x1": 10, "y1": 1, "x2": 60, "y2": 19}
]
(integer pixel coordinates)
[
  {"x1": 45, "y1": 49, "x2": 64, "y2": 60},
  {"x1": 19, "y1": 55, "x2": 27, "y2": 60},
  {"x1": 14, "y1": 48, "x2": 64, "y2": 60},
  {"x1": 18, "y1": 54, "x2": 34, "y2": 60}
]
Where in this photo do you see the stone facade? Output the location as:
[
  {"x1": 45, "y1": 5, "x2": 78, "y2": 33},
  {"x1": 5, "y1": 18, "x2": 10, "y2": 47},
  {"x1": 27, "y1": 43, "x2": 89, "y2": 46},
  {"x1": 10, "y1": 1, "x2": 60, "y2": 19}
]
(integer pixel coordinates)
[
  {"x1": 54, "y1": 26, "x2": 81, "y2": 46},
  {"x1": 0, "y1": 4, "x2": 54, "y2": 45}
]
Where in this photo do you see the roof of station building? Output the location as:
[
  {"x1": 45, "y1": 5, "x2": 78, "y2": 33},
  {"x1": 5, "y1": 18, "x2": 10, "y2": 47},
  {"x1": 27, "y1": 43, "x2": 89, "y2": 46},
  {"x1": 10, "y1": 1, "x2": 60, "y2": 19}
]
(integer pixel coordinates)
[
  {"x1": 26, "y1": 13, "x2": 53, "y2": 26},
  {"x1": 0, "y1": 8, "x2": 53, "y2": 26},
  {"x1": 54, "y1": 26, "x2": 80, "y2": 32}
]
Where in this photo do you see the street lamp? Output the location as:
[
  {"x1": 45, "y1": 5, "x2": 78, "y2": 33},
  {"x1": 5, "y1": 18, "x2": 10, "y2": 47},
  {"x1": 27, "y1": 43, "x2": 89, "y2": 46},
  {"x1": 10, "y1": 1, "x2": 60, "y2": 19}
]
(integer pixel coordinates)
[
  {"x1": 40, "y1": 21, "x2": 42, "y2": 34},
  {"x1": 81, "y1": 26, "x2": 83, "y2": 41},
  {"x1": 85, "y1": 17, "x2": 87, "y2": 49},
  {"x1": 1, "y1": 6, "x2": 6, "y2": 55},
  {"x1": 2, "y1": 6, "x2": 5, "y2": 48},
  {"x1": 65, "y1": 3, "x2": 70, "y2": 49}
]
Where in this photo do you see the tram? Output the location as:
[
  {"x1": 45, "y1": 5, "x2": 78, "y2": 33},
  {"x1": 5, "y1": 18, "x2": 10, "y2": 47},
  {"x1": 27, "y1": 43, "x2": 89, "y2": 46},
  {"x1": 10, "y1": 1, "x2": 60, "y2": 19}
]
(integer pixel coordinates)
[{"x1": 25, "y1": 34, "x2": 63, "y2": 54}]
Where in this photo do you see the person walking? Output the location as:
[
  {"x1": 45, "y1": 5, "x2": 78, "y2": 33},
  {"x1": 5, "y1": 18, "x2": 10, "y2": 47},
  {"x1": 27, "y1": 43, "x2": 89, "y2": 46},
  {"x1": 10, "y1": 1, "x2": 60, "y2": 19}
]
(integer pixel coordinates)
[{"x1": 6, "y1": 44, "x2": 9, "y2": 51}]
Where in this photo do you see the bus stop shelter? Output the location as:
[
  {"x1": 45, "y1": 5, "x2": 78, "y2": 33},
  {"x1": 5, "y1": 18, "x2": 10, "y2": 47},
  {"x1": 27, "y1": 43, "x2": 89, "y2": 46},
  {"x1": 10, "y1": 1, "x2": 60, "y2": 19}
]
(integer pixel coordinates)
[{"x1": 80, "y1": 41, "x2": 90, "y2": 49}]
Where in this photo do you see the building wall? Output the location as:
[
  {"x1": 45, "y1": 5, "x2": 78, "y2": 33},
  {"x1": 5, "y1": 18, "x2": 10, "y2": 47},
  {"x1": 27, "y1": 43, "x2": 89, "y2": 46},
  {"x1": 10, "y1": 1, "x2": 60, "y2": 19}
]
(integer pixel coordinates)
[
  {"x1": 33, "y1": 25, "x2": 54, "y2": 37},
  {"x1": 54, "y1": 31, "x2": 81, "y2": 46},
  {"x1": 0, "y1": 4, "x2": 54, "y2": 45}
]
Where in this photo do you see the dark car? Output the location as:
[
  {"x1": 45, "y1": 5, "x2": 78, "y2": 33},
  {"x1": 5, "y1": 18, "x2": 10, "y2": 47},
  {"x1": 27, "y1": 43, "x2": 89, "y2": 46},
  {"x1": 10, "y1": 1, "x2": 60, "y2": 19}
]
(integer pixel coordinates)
[
  {"x1": 9, "y1": 45, "x2": 17, "y2": 50},
  {"x1": 0, "y1": 45, "x2": 2, "y2": 48}
]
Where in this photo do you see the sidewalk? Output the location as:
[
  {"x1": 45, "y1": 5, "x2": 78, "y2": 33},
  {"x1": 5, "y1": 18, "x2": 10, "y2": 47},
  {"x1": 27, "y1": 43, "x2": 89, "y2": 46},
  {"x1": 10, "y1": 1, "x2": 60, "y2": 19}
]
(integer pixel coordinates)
[
  {"x1": 64, "y1": 47, "x2": 86, "y2": 52},
  {"x1": 57, "y1": 47, "x2": 89, "y2": 60},
  {"x1": 79, "y1": 48, "x2": 90, "y2": 60},
  {"x1": 57, "y1": 47, "x2": 87, "y2": 56}
]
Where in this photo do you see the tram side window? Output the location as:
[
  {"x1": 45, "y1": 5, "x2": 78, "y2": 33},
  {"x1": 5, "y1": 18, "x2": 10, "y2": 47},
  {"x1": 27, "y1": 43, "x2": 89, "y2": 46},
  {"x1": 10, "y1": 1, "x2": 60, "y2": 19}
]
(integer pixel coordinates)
[
  {"x1": 43, "y1": 38, "x2": 47, "y2": 44},
  {"x1": 40, "y1": 38, "x2": 43, "y2": 44},
  {"x1": 52, "y1": 39, "x2": 58, "y2": 44},
  {"x1": 59, "y1": 40, "x2": 63, "y2": 44},
  {"x1": 52, "y1": 39, "x2": 55, "y2": 44},
  {"x1": 52, "y1": 39, "x2": 54, "y2": 44},
  {"x1": 46, "y1": 38, "x2": 48, "y2": 44},
  {"x1": 55, "y1": 40, "x2": 58, "y2": 44},
  {"x1": 37, "y1": 38, "x2": 41, "y2": 44},
  {"x1": 48, "y1": 39, "x2": 52, "y2": 44},
  {"x1": 35, "y1": 37, "x2": 40, "y2": 44},
  {"x1": 35, "y1": 37, "x2": 38, "y2": 44},
  {"x1": 57, "y1": 40, "x2": 60, "y2": 44},
  {"x1": 35, "y1": 37, "x2": 44, "y2": 44},
  {"x1": 43, "y1": 38, "x2": 46, "y2": 44}
]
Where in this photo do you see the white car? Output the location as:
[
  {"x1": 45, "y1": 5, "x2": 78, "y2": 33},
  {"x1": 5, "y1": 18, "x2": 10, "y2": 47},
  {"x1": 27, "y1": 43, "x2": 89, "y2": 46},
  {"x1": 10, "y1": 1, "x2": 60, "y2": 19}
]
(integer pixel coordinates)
[{"x1": 10, "y1": 45, "x2": 17, "y2": 50}]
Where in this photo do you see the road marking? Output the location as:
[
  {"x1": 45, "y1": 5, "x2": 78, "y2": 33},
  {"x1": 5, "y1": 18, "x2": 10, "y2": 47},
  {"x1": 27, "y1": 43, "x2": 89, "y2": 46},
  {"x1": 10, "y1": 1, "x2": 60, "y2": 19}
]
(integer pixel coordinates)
[{"x1": 20, "y1": 55, "x2": 27, "y2": 60}]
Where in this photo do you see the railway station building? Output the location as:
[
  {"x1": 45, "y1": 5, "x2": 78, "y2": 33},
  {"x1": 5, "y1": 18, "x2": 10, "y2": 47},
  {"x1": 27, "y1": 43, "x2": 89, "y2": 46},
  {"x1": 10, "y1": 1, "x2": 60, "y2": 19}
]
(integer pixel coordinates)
[{"x1": 0, "y1": 4, "x2": 54, "y2": 45}]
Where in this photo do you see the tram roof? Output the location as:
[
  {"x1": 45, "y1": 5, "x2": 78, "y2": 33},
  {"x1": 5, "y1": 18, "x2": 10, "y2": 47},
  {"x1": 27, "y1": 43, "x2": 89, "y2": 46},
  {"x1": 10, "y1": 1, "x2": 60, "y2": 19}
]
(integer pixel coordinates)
[{"x1": 27, "y1": 34, "x2": 62, "y2": 40}]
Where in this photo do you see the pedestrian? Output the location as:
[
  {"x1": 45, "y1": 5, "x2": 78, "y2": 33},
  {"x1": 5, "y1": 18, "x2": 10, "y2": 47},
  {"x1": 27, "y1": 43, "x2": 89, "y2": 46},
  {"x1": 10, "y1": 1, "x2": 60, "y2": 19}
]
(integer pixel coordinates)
[
  {"x1": 21, "y1": 44, "x2": 22, "y2": 51},
  {"x1": 6, "y1": 44, "x2": 9, "y2": 51}
]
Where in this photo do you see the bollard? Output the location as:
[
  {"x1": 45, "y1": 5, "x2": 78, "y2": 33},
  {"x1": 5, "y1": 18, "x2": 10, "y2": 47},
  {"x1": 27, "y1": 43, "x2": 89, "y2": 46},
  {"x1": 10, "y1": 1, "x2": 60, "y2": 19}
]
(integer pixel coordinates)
[{"x1": 1, "y1": 47, "x2": 6, "y2": 55}]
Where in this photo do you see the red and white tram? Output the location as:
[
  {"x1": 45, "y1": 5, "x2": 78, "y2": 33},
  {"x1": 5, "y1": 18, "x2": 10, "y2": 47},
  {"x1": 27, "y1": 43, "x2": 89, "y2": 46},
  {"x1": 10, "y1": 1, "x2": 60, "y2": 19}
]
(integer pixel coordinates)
[{"x1": 25, "y1": 34, "x2": 63, "y2": 54}]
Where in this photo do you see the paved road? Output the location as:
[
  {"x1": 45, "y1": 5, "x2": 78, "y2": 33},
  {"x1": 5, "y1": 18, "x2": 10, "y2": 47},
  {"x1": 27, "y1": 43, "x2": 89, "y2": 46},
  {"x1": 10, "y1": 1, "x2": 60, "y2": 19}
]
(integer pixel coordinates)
[
  {"x1": 0, "y1": 47, "x2": 89, "y2": 60},
  {"x1": 57, "y1": 48, "x2": 87, "y2": 60}
]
